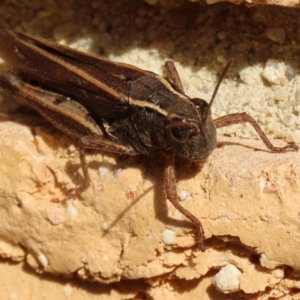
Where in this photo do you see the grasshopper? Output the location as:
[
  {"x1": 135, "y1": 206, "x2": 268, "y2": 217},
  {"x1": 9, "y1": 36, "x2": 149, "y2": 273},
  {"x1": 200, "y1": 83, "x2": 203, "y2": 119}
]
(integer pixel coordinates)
[{"x1": 0, "y1": 30, "x2": 297, "y2": 251}]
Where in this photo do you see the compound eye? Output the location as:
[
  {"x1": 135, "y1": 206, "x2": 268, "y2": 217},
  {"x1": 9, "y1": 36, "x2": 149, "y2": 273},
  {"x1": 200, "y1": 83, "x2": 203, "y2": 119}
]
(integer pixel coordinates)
[{"x1": 169, "y1": 126, "x2": 190, "y2": 143}]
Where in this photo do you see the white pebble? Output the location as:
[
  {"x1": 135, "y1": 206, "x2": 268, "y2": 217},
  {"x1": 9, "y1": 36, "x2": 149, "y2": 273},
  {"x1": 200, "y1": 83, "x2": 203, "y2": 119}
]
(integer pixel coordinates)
[
  {"x1": 213, "y1": 264, "x2": 242, "y2": 294},
  {"x1": 272, "y1": 268, "x2": 284, "y2": 279},
  {"x1": 239, "y1": 65, "x2": 262, "y2": 85},
  {"x1": 38, "y1": 253, "x2": 49, "y2": 268},
  {"x1": 102, "y1": 221, "x2": 110, "y2": 231},
  {"x1": 65, "y1": 203, "x2": 78, "y2": 218},
  {"x1": 162, "y1": 229, "x2": 176, "y2": 245},
  {"x1": 262, "y1": 59, "x2": 287, "y2": 85},
  {"x1": 179, "y1": 190, "x2": 190, "y2": 201},
  {"x1": 98, "y1": 166, "x2": 111, "y2": 178}
]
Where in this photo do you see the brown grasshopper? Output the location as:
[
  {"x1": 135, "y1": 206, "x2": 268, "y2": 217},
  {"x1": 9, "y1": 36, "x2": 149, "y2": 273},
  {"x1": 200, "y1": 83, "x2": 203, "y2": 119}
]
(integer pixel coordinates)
[{"x1": 0, "y1": 30, "x2": 298, "y2": 251}]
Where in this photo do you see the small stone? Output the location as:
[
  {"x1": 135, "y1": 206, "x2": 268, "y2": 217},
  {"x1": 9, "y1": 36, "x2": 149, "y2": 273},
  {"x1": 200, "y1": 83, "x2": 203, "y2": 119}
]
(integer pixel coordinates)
[
  {"x1": 38, "y1": 253, "x2": 49, "y2": 268},
  {"x1": 273, "y1": 88, "x2": 287, "y2": 101},
  {"x1": 65, "y1": 203, "x2": 78, "y2": 219},
  {"x1": 179, "y1": 190, "x2": 190, "y2": 201},
  {"x1": 239, "y1": 65, "x2": 262, "y2": 85},
  {"x1": 265, "y1": 27, "x2": 286, "y2": 44},
  {"x1": 286, "y1": 131, "x2": 300, "y2": 143},
  {"x1": 162, "y1": 229, "x2": 176, "y2": 245},
  {"x1": 262, "y1": 59, "x2": 287, "y2": 85},
  {"x1": 213, "y1": 264, "x2": 242, "y2": 294}
]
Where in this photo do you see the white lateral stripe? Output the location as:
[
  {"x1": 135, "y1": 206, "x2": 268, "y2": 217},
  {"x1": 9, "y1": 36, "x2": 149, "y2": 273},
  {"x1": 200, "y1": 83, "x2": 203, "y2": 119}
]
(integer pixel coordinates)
[
  {"x1": 128, "y1": 77, "x2": 190, "y2": 117},
  {"x1": 20, "y1": 38, "x2": 122, "y2": 98},
  {"x1": 129, "y1": 98, "x2": 168, "y2": 116},
  {"x1": 157, "y1": 76, "x2": 190, "y2": 102}
]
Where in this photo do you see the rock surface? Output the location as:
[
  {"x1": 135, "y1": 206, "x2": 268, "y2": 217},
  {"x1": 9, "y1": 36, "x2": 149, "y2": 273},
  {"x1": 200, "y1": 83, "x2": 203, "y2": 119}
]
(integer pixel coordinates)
[{"x1": 0, "y1": 117, "x2": 299, "y2": 298}]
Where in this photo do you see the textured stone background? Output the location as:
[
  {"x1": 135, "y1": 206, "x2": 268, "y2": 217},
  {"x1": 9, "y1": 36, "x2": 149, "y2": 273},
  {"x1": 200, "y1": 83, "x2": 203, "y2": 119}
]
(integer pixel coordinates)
[{"x1": 0, "y1": 0, "x2": 300, "y2": 299}]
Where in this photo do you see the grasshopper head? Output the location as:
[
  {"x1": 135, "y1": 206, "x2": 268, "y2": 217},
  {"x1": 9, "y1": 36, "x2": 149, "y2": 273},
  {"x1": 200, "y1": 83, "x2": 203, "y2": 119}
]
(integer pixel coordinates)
[
  {"x1": 165, "y1": 99, "x2": 216, "y2": 161},
  {"x1": 165, "y1": 59, "x2": 232, "y2": 161}
]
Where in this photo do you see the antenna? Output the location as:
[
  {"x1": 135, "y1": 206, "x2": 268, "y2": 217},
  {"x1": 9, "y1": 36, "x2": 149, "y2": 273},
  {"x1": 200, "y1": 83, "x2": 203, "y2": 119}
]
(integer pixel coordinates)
[{"x1": 204, "y1": 59, "x2": 233, "y2": 121}]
